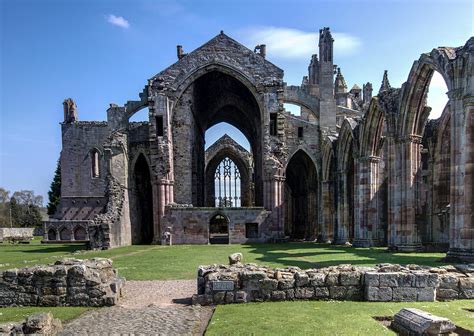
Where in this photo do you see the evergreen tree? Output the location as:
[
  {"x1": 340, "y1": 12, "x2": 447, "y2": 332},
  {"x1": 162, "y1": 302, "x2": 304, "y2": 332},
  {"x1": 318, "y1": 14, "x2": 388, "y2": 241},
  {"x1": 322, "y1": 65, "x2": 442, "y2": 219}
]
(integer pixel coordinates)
[{"x1": 47, "y1": 159, "x2": 61, "y2": 216}]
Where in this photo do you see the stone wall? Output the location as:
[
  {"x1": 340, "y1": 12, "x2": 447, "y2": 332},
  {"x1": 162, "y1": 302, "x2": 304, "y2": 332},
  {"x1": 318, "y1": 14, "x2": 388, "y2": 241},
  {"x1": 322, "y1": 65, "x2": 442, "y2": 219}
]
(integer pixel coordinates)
[
  {"x1": 0, "y1": 258, "x2": 124, "y2": 307},
  {"x1": 192, "y1": 262, "x2": 474, "y2": 305},
  {"x1": 0, "y1": 228, "x2": 34, "y2": 242},
  {"x1": 164, "y1": 206, "x2": 271, "y2": 244}
]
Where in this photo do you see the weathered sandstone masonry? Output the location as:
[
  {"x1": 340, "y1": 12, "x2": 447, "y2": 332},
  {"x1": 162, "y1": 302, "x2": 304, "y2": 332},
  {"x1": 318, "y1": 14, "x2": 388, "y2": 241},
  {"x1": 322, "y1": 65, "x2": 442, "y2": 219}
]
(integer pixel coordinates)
[
  {"x1": 192, "y1": 262, "x2": 474, "y2": 305},
  {"x1": 0, "y1": 258, "x2": 124, "y2": 307}
]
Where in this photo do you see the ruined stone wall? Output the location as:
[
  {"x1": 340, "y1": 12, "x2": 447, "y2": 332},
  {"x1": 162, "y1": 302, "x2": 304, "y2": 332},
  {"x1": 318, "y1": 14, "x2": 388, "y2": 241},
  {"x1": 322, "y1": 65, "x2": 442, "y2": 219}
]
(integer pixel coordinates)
[
  {"x1": 164, "y1": 206, "x2": 270, "y2": 244},
  {"x1": 0, "y1": 259, "x2": 124, "y2": 307},
  {"x1": 193, "y1": 262, "x2": 474, "y2": 306},
  {"x1": 60, "y1": 122, "x2": 109, "y2": 198}
]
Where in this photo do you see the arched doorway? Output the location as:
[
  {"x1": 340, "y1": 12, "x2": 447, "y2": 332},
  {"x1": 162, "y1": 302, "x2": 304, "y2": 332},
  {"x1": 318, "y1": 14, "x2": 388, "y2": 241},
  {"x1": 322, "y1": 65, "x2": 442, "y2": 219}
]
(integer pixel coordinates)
[
  {"x1": 132, "y1": 154, "x2": 154, "y2": 244},
  {"x1": 172, "y1": 70, "x2": 262, "y2": 208},
  {"x1": 209, "y1": 214, "x2": 229, "y2": 244},
  {"x1": 284, "y1": 150, "x2": 318, "y2": 239}
]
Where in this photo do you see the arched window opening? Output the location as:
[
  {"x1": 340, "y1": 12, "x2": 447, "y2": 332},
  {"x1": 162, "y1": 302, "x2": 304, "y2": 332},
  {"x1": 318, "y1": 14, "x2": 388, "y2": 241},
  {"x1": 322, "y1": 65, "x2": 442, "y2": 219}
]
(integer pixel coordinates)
[
  {"x1": 48, "y1": 229, "x2": 56, "y2": 241},
  {"x1": 205, "y1": 123, "x2": 251, "y2": 151},
  {"x1": 91, "y1": 149, "x2": 100, "y2": 178},
  {"x1": 74, "y1": 226, "x2": 87, "y2": 241},
  {"x1": 214, "y1": 157, "x2": 241, "y2": 207},
  {"x1": 59, "y1": 227, "x2": 70, "y2": 240},
  {"x1": 426, "y1": 71, "x2": 448, "y2": 120}
]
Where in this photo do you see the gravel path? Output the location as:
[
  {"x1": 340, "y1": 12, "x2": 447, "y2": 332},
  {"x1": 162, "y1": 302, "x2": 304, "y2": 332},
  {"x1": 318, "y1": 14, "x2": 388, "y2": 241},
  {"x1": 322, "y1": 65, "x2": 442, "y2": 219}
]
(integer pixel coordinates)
[{"x1": 60, "y1": 280, "x2": 214, "y2": 336}]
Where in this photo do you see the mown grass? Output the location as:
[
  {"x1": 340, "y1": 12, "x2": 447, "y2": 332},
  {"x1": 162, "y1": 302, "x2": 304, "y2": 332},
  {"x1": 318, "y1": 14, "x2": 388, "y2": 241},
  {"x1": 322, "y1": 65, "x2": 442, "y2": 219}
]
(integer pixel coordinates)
[
  {"x1": 0, "y1": 239, "x2": 449, "y2": 280},
  {"x1": 207, "y1": 300, "x2": 474, "y2": 336},
  {"x1": 0, "y1": 306, "x2": 91, "y2": 324}
]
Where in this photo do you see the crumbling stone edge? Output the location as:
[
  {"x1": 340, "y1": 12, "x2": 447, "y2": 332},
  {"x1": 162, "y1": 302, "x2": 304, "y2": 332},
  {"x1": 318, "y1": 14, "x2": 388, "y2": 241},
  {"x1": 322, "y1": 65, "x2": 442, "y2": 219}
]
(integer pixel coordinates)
[{"x1": 192, "y1": 262, "x2": 474, "y2": 305}]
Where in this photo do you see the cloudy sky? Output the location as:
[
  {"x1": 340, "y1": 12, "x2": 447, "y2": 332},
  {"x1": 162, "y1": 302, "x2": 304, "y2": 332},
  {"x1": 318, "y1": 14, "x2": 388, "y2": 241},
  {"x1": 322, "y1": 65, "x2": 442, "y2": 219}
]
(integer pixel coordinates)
[{"x1": 1, "y1": 0, "x2": 473, "y2": 200}]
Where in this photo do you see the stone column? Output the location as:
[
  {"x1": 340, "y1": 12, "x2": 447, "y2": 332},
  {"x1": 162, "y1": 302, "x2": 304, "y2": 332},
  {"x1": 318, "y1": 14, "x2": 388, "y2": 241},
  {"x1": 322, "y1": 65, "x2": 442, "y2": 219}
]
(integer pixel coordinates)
[
  {"x1": 335, "y1": 170, "x2": 350, "y2": 244},
  {"x1": 447, "y1": 93, "x2": 474, "y2": 262},
  {"x1": 389, "y1": 135, "x2": 423, "y2": 251},
  {"x1": 353, "y1": 156, "x2": 381, "y2": 247},
  {"x1": 320, "y1": 180, "x2": 334, "y2": 242},
  {"x1": 263, "y1": 174, "x2": 285, "y2": 237}
]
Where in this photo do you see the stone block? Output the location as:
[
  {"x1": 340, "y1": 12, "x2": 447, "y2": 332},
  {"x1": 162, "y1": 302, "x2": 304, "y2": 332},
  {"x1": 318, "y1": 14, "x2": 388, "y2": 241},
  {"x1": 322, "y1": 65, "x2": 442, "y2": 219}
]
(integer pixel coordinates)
[
  {"x1": 313, "y1": 287, "x2": 329, "y2": 299},
  {"x1": 439, "y1": 274, "x2": 459, "y2": 290},
  {"x1": 295, "y1": 287, "x2": 314, "y2": 299},
  {"x1": 397, "y1": 273, "x2": 415, "y2": 287},
  {"x1": 417, "y1": 287, "x2": 436, "y2": 301},
  {"x1": 392, "y1": 287, "x2": 418, "y2": 301},
  {"x1": 228, "y1": 253, "x2": 242, "y2": 265},
  {"x1": 234, "y1": 291, "x2": 247, "y2": 303},
  {"x1": 364, "y1": 272, "x2": 379, "y2": 286},
  {"x1": 325, "y1": 272, "x2": 339, "y2": 286},
  {"x1": 271, "y1": 291, "x2": 286, "y2": 301},
  {"x1": 285, "y1": 289, "x2": 295, "y2": 300},
  {"x1": 295, "y1": 272, "x2": 309, "y2": 287},
  {"x1": 278, "y1": 278, "x2": 295, "y2": 290},
  {"x1": 240, "y1": 271, "x2": 266, "y2": 281},
  {"x1": 329, "y1": 286, "x2": 347, "y2": 300},
  {"x1": 379, "y1": 273, "x2": 399, "y2": 287},
  {"x1": 365, "y1": 286, "x2": 392, "y2": 302},
  {"x1": 310, "y1": 273, "x2": 326, "y2": 287},
  {"x1": 225, "y1": 291, "x2": 235, "y2": 303},
  {"x1": 260, "y1": 279, "x2": 278, "y2": 291},
  {"x1": 392, "y1": 308, "x2": 455, "y2": 335},
  {"x1": 436, "y1": 288, "x2": 459, "y2": 300},
  {"x1": 459, "y1": 277, "x2": 474, "y2": 290},
  {"x1": 340, "y1": 272, "x2": 361, "y2": 286},
  {"x1": 460, "y1": 289, "x2": 474, "y2": 299}
]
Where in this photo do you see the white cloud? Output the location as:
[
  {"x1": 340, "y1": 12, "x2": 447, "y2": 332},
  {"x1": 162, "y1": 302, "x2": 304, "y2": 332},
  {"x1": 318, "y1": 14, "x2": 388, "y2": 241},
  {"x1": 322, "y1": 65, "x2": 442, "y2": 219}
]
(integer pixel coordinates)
[
  {"x1": 239, "y1": 26, "x2": 361, "y2": 60},
  {"x1": 107, "y1": 14, "x2": 130, "y2": 29}
]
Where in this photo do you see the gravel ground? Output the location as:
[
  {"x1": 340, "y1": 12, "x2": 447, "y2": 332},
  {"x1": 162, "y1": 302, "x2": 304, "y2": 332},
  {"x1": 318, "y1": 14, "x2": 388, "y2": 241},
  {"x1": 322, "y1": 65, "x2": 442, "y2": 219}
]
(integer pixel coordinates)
[{"x1": 60, "y1": 280, "x2": 214, "y2": 336}]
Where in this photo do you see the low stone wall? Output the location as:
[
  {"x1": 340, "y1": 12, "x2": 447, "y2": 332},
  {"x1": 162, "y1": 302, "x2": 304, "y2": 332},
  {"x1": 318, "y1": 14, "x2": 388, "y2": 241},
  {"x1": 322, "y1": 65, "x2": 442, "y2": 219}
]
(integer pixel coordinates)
[
  {"x1": 0, "y1": 228, "x2": 34, "y2": 242},
  {"x1": 0, "y1": 258, "x2": 124, "y2": 307},
  {"x1": 192, "y1": 262, "x2": 474, "y2": 305}
]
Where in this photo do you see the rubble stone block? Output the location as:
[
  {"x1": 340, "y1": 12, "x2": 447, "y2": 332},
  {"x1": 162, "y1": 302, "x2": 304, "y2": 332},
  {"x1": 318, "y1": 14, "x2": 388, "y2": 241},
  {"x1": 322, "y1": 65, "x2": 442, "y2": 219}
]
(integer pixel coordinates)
[
  {"x1": 379, "y1": 273, "x2": 399, "y2": 287},
  {"x1": 295, "y1": 287, "x2": 314, "y2": 299},
  {"x1": 439, "y1": 274, "x2": 459, "y2": 290},
  {"x1": 392, "y1": 287, "x2": 418, "y2": 301},
  {"x1": 313, "y1": 287, "x2": 330, "y2": 299},
  {"x1": 295, "y1": 272, "x2": 309, "y2": 287},
  {"x1": 436, "y1": 288, "x2": 459, "y2": 300},
  {"x1": 340, "y1": 271, "x2": 361, "y2": 286},
  {"x1": 278, "y1": 279, "x2": 295, "y2": 290},
  {"x1": 398, "y1": 273, "x2": 415, "y2": 287},
  {"x1": 325, "y1": 272, "x2": 339, "y2": 286},
  {"x1": 364, "y1": 273, "x2": 379, "y2": 287},
  {"x1": 310, "y1": 273, "x2": 326, "y2": 287},
  {"x1": 392, "y1": 308, "x2": 456, "y2": 335},
  {"x1": 271, "y1": 291, "x2": 286, "y2": 301}
]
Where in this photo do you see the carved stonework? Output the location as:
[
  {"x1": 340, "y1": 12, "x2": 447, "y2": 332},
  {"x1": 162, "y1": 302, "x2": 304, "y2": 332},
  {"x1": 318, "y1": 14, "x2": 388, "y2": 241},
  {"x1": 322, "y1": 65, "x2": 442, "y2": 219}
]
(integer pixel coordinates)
[{"x1": 63, "y1": 98, "x2": 77, "y2": 123}]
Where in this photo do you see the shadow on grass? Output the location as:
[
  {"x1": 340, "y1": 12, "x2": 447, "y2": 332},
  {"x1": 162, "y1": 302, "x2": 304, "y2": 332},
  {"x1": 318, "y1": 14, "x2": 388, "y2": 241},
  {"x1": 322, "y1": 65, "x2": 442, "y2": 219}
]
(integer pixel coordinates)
[
  {"x1": 241, "y1": 243, "x2": 446, "y2": 269},
  {"x1": 19, "y1": 244, "x2": 87, "y2": 254}
]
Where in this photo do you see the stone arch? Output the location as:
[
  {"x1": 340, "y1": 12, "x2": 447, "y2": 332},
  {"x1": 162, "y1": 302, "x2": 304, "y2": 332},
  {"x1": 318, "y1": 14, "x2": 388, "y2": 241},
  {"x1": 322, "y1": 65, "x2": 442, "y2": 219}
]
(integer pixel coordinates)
[
  {"x1": 73, "y1": 225, "x2": 87, "y2": 241},
  {"x1": 205, "y1": 138, "x2": 252, "y2": 207},
  {"x1": 47, "y1": 228, "x2": 57, "y2": 241},
  {"x1": 398, "y1": 50, "x2": 454, "y2": 138},
  {"x1": 282, "y1": 86, "x2": 320, "y2": 120},
  {"x1": 359, "y1": 98, "x2": 385, "y2": 158},
  {"x1": 59, "y1": 226, "x2": 71, "y2": 240},
  {"x1": 132, "y1": 153, "x2": 154, "y2": 244},
  {"x1": 171, "y1": 66, "x2": 264, "y2": 207},
  {"x1": 336, "y1": 118, "x2": 358, "y2": 243},
  {"x1": 284, "y1": 149, "x2": 318, "y2": 239}
]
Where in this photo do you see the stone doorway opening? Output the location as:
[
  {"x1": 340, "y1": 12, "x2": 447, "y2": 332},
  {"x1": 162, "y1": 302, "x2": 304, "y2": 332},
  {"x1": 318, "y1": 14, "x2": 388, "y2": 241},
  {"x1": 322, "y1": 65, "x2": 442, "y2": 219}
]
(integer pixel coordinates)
[
  {"x1": 132, "y1": 154, "x2": 154, "y2": 244},
  {"x1": 209, "y1": 214, "x2": 229, "y2": 244},
  {"x1": 284, "y1": 150, "x2": 318, "y2": 240}
]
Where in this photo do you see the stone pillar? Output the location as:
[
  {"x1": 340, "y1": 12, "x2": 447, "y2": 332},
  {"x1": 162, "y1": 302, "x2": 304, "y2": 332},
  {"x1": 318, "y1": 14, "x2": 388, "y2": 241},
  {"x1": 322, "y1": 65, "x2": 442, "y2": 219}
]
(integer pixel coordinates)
[
  {"x1": 320, "y1": 180, "x2": 334, "y2": 242},
  {"x1": 336, "y1": 170, "x2": 350, "y2": 244},
  {"x1": 447, "y1": 94, "x2": 474, "y2": 262},
  {"x1": 353, "y1": 156, "x2": 381, "y2": 247},
  {"x1": 389, "y1": 135, "x2": 423, "y2": 251},
  {"x1": 264, "y1": 175, "x2": 285, "y2": 237}
]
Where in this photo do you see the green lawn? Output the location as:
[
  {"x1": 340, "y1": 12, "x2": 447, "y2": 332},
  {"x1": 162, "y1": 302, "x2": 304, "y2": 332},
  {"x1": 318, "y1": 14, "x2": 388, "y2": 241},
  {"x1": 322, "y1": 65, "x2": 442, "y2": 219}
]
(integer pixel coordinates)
[
  {"x1": 1, "y1": 238, "x2": 469, "y2": 331},
  {"x1": 0, "y1": 239, "x2": 448, "y2": 280},
  {"x1": 207, "y1": 300, "x2": 474, "y2": 335}
]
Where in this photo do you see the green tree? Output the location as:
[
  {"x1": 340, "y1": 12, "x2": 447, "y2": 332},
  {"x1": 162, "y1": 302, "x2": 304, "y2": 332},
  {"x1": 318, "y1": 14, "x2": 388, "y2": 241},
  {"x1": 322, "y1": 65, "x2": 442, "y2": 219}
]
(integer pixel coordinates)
[
  {"x1": 0, "y1": 187, "x2": 10, "y2": 227},
  {"x1": 47, "y1": 159, "x2": 61, "y2": 216}
]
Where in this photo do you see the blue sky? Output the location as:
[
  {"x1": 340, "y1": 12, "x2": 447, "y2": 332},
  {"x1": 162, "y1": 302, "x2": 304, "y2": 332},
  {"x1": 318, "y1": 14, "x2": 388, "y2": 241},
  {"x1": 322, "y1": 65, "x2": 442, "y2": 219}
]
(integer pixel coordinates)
[{"x1": 1, "y1": 0, "x2": 473, "y2": 202}]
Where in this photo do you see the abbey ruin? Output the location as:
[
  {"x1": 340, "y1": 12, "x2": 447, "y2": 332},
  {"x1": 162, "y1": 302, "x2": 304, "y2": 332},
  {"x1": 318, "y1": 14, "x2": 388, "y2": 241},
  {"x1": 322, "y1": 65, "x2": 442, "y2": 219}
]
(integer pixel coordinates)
[{"x1": 43, "y1": 28, "x2": 474, "y2": 262}]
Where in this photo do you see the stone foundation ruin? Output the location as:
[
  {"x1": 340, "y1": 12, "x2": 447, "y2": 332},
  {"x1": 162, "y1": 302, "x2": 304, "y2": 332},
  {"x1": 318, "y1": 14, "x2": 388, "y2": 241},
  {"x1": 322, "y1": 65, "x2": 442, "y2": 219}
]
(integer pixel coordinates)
[
  {"x1": 0, "y1": 258, "x2": 124, "y2": 307},
  {"x1": 192, "y1": 262, "x2": 474, "y2": 305}
]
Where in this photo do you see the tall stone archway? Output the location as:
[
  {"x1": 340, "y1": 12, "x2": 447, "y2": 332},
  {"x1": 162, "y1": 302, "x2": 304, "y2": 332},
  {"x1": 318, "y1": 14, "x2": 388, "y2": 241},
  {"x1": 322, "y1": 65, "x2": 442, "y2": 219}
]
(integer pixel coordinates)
[
  {"x1": 132, "y1": 154, "x2": 154, "y2": 244},
  {"x1": 284, "y1": 150, "x2": 318, "y2": 239}
]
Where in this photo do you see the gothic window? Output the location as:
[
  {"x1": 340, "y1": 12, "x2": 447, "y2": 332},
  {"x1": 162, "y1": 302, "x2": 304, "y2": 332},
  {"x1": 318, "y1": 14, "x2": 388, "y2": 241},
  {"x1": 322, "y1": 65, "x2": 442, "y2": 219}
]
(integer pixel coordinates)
[
  {"x1": 214, "y1": 157, "x2": 241, "y2": 207},
  {"x1": 91, "y1": 149, "x2": 100, "y2": 178},
  {"x1": 156, "y1": 116, "x2": 164, "y2": 136}
]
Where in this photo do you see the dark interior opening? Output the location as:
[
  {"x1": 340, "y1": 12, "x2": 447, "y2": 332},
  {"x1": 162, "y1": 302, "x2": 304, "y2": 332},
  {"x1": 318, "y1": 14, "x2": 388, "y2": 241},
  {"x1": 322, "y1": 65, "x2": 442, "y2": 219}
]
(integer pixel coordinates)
[
  {"x1": 133, "y1": 154, "x2": 154, "y2": 244},
  {"x1": 209, "y1": 214, "x2": 229, "y2": 244}
]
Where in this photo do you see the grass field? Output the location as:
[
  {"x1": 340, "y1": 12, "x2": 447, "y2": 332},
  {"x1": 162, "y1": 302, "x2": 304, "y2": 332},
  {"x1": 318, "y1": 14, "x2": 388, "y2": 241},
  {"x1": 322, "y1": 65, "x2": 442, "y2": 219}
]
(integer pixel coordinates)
[
  {"x1": 0, "y1": 238, "x2": 449, "y2": 280},
  {"x1": 1, "y1": 238, "x2": 472, "y2": 333}
]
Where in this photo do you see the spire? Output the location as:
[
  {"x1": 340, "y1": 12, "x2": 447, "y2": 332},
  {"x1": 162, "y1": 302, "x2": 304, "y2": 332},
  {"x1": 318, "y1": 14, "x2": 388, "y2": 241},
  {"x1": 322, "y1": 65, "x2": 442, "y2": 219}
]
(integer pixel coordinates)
[
  {"x1": 334, "y1": 67, "x2": 347, "y2": 93},
  {"x1": 308, "y1": 54, "x2": 319, "y2": 85},
  {"x1": 318, "y1": 27, "x2": 334, "y2": 62},
  {"x1": 363, "y1": 82, "x2": 373, "y2": 105},
  {"x1": 379, "y1": 70, "x2": 391, "y2": 92}
]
